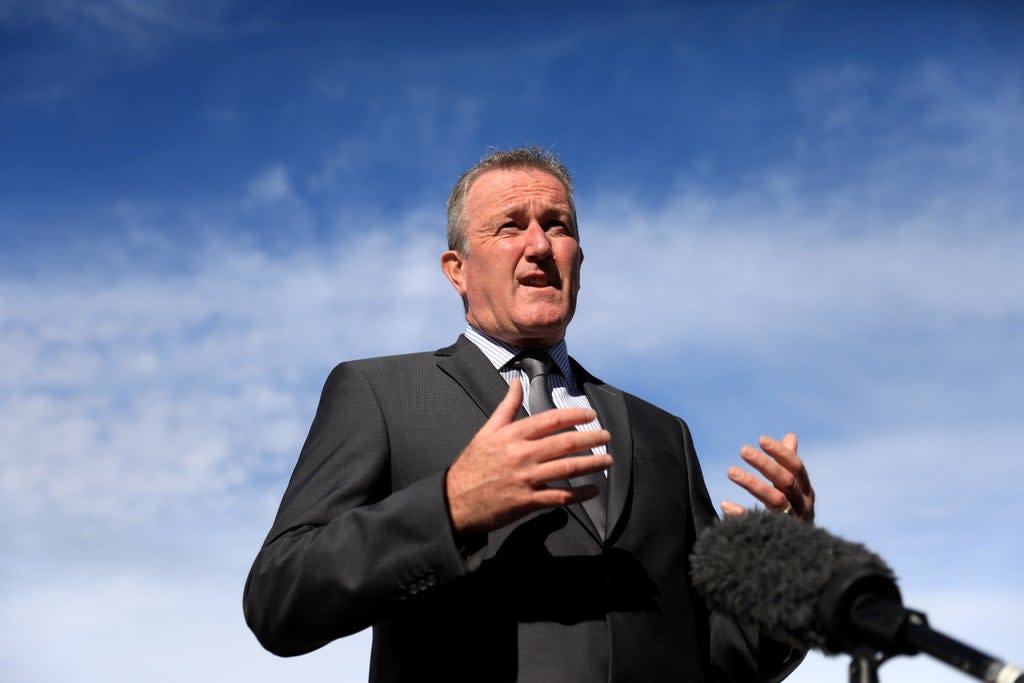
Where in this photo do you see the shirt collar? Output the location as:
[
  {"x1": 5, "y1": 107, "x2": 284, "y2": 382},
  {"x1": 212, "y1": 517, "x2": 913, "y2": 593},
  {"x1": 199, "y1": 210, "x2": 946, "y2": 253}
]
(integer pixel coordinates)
[{"x1": 463, "y1": 325, "x2": 575, "y2": 386}]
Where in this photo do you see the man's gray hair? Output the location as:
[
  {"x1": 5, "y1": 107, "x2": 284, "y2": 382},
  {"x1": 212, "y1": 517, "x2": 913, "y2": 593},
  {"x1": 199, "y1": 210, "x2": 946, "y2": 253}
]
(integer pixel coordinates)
[{"x1": 446, "y1": 147, "x2": 577, "y2": 254}]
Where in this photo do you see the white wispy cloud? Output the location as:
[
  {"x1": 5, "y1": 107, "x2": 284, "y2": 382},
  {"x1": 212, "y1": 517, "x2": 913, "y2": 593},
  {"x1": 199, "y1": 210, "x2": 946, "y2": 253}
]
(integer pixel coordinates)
[
  {"x1": 0, "y1": 225, "x2": 462, "y2": 531},
  {"x1": 245, "y1": 165, "x2": 294, "y2": 205},
  {"x1": 577, "y1": 195, "x2": 1022, "y2": 354},
  {"x1": 306, "y1": 85, "x2": 484, "y2": 193},
  {"x1": 1, "y1": 0, "x2": 240, "y2": 45}
]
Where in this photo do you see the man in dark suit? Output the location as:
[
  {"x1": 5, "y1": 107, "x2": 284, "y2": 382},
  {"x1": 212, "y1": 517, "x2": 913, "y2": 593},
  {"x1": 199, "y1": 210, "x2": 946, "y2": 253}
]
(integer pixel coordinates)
[{"x1": 244, "y1": 147, "x2": 815, "y2": 681}]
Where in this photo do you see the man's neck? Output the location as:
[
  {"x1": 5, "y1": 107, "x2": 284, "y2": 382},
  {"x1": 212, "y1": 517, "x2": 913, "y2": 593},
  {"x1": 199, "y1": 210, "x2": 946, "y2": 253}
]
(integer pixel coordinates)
[{"x1": 465, "y1": 325, "x2": 562, "y2": 353}]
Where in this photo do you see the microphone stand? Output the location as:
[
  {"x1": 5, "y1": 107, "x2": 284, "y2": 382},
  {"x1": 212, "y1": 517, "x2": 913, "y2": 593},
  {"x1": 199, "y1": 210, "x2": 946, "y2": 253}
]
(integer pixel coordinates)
[
  {"x1": 824, "y1": 566, "x2": 1024, "y2": 683},
  {"x1": 839, "y1": 597, "x2": 1024, "y2": 683},
  {"x1": 848, "y1": 648, "x2": 883, "y2": 683}
]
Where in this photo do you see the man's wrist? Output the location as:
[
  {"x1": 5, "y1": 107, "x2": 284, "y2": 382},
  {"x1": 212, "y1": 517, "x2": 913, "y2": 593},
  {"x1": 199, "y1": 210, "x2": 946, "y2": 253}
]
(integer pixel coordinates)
[{"x1": 443, "y1": 466, "x2": 486, "y2": 563}]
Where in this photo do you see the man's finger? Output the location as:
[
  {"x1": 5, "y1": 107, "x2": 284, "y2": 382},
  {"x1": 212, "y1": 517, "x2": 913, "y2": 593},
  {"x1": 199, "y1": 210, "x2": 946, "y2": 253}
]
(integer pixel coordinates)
[
  {"x1": 760, "y1": 433, "x2": 812, "y2": 491},
  {"x1": 531, "y1": 429, "x2": 611, "y2": 463},
  {"x1": 480, "y1": 377, "x2": 524, "y2": 433},
  {"x1": 512, "y1": 406, "x2": 599, "y2": 440},
  {"x1": 782, "y1": 432, "x2": 798, "y2": 453},
  {"x1": 757, "y1": 435, "x2": 800, "y2": 469},
  {"x1": 727, "y1": 465, "x2": 789, "y2": 509},
  {"x1": 739, "y1": 444, "x2": 797, "y2": 495},
  {"x1": 531, "y1": 483, "x2": 603, "y2": 509},
  {"x1": 720, "y1": 500, "x2": 747, "y2": 516},
  {"x1": 532, "y1": 453, "x2": 612, "y2": 485}
]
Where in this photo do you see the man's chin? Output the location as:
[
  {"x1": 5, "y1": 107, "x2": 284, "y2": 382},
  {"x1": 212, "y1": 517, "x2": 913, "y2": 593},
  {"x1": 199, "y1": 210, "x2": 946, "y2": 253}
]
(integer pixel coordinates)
[{"x1": 512, "y1": 314, "x2": 574, "y2": 346}]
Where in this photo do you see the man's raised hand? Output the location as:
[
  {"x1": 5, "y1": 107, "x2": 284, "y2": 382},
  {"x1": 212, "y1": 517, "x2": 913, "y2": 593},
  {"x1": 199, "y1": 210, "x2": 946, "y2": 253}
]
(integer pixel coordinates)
[
  {"x1": 721, "y1": 432, "x2": 815, "y2": 523},
  {"x1": 445, "y1": 378, "x2": 612, "y2": 535}
]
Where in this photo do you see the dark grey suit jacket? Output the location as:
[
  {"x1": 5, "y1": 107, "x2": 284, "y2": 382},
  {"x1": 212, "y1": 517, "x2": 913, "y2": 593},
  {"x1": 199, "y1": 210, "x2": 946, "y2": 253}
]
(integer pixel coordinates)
[{"x1": 244, "y1": 336, "x2": 797, "y2": 682}]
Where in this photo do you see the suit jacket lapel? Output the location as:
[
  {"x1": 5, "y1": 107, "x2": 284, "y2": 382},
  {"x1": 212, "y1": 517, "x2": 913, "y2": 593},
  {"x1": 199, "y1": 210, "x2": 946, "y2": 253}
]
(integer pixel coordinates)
[
  {"x1": 573, "y1": 359, "x2": 634, "y2": 543},
  {"x1": 435, "y1": 335, "x2": 528, "y2": 421}
]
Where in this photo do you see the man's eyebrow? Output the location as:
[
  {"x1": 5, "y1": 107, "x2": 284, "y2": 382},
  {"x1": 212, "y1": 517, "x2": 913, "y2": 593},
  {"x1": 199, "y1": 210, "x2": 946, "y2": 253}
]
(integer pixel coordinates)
[
  {"x1": 497, "y1": 203, "x2": 572, "y2": 218},
  {"x1": 540, "y1": 208, "x2": 573, "y2": 221},
  {"x1": 484, "y1": 201, "x2": 574, "y2": 228}
]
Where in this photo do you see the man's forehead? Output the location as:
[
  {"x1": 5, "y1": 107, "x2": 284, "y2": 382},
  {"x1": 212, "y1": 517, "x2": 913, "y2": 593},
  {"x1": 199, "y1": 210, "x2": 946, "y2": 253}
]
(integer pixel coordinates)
[{"x1": 467, "y1": 168, "x2": 572, "y2": 212}]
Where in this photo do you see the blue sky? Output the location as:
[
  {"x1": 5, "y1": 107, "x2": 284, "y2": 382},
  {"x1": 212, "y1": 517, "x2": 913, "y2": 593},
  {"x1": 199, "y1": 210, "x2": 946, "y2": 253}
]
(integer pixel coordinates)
[{"x1": 2, "y1": 2, "x2": 1022, "y2": 682}]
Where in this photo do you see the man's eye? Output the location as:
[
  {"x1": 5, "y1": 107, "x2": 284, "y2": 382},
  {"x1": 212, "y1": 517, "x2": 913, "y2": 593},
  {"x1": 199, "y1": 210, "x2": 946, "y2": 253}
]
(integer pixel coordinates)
[{"x1": 499, "y1": 222, "x2": 519, "y2": 230}]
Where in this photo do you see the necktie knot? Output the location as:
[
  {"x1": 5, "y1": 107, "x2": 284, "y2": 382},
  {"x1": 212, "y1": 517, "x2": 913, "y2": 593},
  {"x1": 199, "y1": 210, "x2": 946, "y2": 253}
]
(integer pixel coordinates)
[{"x1": 517, "y1": 352, "x2": 553, "y2": 382}]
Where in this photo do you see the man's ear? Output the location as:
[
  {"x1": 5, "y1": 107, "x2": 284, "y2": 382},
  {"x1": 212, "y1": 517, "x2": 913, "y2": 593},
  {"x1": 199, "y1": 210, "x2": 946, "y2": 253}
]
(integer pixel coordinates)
[
  {"x1": 575, "y1": 246, "x2": 584, "y2": 289},
  {"x1": 440, "y1": 250, "x2": 467, "y2": 296}
]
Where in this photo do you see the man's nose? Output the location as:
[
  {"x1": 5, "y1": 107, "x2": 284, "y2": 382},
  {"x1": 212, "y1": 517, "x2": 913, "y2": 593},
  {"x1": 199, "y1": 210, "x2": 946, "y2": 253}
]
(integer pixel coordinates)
[{"x1": 523, "y1": 222, "x2": 552, "y2": 259}]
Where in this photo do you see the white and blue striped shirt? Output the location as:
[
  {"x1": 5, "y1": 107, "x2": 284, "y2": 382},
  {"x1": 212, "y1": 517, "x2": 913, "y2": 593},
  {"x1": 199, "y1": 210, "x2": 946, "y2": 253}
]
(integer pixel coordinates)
[{"x1": 463, "y1": 325, "x2": 607, "y2": 456}]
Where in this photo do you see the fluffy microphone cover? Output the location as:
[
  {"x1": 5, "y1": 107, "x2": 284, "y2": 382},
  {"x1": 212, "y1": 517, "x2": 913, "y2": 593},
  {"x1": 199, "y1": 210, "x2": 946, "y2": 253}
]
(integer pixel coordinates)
[{"x1": 690, "y1": 510, "x2": 893, "y2": 652}]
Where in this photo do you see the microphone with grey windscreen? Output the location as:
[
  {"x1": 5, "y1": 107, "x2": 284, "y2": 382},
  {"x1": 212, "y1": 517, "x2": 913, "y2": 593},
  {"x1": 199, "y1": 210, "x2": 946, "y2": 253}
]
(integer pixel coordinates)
[{"x1": 690, "y1": 511, "x2": 1022, "y2": 683}]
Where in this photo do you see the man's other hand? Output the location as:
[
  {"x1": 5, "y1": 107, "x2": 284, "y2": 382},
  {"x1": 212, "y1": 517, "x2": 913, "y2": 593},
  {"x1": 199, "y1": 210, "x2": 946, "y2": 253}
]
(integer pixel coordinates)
[
  {"x1": 721, "y1": 432, "x2": 815, "y2": 523},
  {"x1": 445, "y1": 378, "x2": 612, "y2": 535}
]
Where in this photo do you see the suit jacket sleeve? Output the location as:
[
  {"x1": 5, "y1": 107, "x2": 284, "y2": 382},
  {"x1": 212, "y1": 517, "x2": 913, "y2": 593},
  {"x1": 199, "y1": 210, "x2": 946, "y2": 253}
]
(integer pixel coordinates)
[
  {"x1": 242, "y1": 361, "x2": 469, "y2": 656},
  {"x1": 678, "y1": 419, "x2": 804, "y2": 682}
]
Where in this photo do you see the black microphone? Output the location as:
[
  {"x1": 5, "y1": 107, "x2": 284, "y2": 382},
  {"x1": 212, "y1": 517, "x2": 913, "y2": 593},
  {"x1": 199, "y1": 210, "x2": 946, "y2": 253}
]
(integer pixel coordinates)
[{"x1": 690, "y1": 511, "x2": 1023, "y2": 683}]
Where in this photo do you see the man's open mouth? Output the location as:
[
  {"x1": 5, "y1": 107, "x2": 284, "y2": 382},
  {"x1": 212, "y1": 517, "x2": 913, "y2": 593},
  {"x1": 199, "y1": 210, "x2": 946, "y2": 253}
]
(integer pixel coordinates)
[{"x1": 519, "y1": 273, "x2": 559, "y2": 288}]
